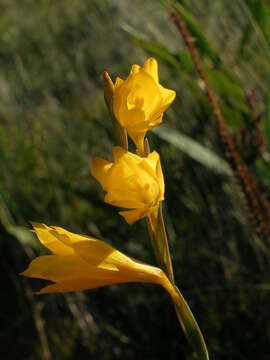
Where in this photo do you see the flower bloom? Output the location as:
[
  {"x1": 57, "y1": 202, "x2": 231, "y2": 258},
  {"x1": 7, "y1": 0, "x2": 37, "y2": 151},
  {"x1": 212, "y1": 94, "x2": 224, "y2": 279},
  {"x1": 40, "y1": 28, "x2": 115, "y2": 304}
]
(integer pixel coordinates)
[
  {"x1": 104, "y1": 58, "x2": 176, "y2": 152},
  {"x1": 21, "y1": 223, "x2": 175, "y2": 296},
  {"x1": 91, "y1": 146, "x2": 164, "y2": 224}
]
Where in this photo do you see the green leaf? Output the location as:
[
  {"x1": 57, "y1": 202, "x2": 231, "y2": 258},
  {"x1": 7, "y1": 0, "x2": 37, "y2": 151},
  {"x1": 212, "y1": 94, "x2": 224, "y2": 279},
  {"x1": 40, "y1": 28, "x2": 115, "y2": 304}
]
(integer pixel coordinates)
[
  {"x1": 174, "y1": 286, "x2": 209, "y2": 360},
  {"x1": 204, "y1": 67, "x2": 250, "y2": 115},
  {"x1": 153, "y1": 126, "x2": 232, "y2": 176},
  {"x1": 131, "y1": 36, "x2": 182, "y2": 71},
  {"x1": 172, "y1": 2, "x2": 220, "y2": 62},
  {"x1": 0, "y1": 193, "x2": 39, "y2": 248}
]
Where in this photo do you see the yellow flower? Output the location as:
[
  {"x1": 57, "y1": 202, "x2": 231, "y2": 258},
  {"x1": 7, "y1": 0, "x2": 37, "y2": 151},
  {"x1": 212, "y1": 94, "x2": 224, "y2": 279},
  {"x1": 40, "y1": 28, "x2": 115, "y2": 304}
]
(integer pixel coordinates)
[
  {"x1": 20, "y1": 223, "x2": 176, "y2": 297},
  {"x1": 91, "y1": 146, "x2": 164, "y2": 224},
  {"x1": 104, "y1": 58, "x2": 176, "y2": 153}
]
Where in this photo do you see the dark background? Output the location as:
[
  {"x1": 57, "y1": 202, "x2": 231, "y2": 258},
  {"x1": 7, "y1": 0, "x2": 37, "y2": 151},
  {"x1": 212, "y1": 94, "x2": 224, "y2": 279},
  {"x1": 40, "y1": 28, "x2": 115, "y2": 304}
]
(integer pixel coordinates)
[{"x1": 1, "y1": 0, "x2": 270, "y2": 359}]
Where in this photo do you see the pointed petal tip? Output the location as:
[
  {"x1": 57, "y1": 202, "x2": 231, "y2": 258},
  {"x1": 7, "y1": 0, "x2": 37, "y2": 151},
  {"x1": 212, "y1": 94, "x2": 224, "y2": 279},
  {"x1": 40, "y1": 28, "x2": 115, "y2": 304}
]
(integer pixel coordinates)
[
  {"x1": 144, "y1": 57, "x2": 158, "y2": 66},
  {"x1": 159, "y1": 86, "x2": 176, "y2": 110},
  {"x1": 119, "y1": 209, "x2": 143, "y2": 224},
  {"x1": 19, "y1": 270, "x2": 28, "y2": 277},
  {"x1": 143, "y1": 57, "x2": 159, "y2": 82},
  {"x1": 104, "y1": 71, "x2": 115, "y2": 107},
  {"x1": 130, "y1": 64, "x2": 141, "y2": 76},
  {"x1": 34, "y1": 288, "x2": 49, "y2": 295}
]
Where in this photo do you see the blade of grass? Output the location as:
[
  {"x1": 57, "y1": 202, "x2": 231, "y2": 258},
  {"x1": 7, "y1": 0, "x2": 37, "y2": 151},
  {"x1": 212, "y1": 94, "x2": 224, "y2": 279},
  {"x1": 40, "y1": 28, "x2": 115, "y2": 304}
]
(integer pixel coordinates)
[{"x1": 153, "y1": 126, "x2": 232, "y2": 176}]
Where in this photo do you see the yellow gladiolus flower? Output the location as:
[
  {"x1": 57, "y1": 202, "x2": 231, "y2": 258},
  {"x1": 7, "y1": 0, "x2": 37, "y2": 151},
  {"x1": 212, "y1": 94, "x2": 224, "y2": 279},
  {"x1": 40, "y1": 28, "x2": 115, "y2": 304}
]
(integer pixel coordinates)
[
  {"x1": 20, "y1": 223, "x2": 176, "y2": 297},
  {"x1": 104, "y1": 57, "x2": 176, "y2": 153},
  {"x1": 91, "y1": 146, "x2": 164, "y2": 224}
]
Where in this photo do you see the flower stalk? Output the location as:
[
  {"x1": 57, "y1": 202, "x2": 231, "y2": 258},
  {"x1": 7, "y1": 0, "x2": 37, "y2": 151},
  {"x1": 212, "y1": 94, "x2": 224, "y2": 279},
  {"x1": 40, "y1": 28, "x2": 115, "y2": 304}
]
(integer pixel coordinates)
[
  {"x1": 21, "y1": 57, "x2": 209, "y2": 360},
  {"x1": 143, "y1": 138, "x2": 174, "y2": 283}
]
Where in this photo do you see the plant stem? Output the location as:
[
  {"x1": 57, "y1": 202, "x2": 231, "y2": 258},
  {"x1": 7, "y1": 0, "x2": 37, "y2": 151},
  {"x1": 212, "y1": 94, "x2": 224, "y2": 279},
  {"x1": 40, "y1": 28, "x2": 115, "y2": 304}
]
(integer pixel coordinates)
[{"x1": 144, "y1": 138, "x2": 175, "y2": 284}]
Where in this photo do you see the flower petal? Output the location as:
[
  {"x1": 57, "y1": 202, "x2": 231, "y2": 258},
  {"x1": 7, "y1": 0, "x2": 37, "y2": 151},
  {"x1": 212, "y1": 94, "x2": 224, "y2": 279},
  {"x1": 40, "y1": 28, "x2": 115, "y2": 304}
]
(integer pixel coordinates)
[
  {"x1": 158, "y1": 85, "x2": 176, "y2": 113},
  {"x1": 21, "y1": 254, "x2": 93, "y2": 281},
  {"x1": 105, "y1": 192, "x2": 145, "y2": 209},
  {"x1": 114, "y1": 76, "x2": 124, "y2": 90},
  {"x1": 21, "y1": 225, "x2": 176, "y2": 296},
  {"x1": 119, "y1": 208, "x2": 146, "y2": 224},
  {"x1": 37, "y1": 277, "x2": 122, "y2": 294},
  {"x1": 31, "y1": 222, "x2": 73, "y2": 255},
  {"x1": 129, "y1": 64, "x2": 141, "y2": 76},
  {"x1": 41, "y1": 226, "x2": 131, "y2": 271},
  {"x1": 104, "y1": 71, "x2": 115, "y2": 107},
  {"x1": 91, "y1": 157, "x2": 113, "y2": 191},
  {"x1": 143, "y1": 57, "x2": 159, "y2": 83}
]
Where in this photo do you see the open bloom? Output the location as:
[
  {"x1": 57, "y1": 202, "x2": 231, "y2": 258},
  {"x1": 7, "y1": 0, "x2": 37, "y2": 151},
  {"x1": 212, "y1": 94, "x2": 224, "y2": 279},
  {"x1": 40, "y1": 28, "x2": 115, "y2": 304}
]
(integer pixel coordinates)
[
  {"x1": 104, "y1": 58, "x2": 176, "y2": 152},
  {"x1": 21, "y1": 223, "x2": 175, "y2": 296},
  {"x1": 91, "y1": 146, "x2": 164, "y2": 224}
]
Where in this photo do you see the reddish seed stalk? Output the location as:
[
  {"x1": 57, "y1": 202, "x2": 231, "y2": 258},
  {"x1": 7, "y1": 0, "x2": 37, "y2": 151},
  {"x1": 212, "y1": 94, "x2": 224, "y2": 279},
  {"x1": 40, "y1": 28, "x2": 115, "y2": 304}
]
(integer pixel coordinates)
[{"x1": 170, "y1": 9, "x2": 270, "y2": 242}]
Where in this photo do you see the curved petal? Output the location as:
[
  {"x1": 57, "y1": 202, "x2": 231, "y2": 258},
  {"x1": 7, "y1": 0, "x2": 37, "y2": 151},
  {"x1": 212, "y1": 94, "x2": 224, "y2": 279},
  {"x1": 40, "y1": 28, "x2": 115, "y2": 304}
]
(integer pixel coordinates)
[
  {"x1": 31, "y1": 222, "x2": 73, "y2": 255},
  {"x1": 158, "y1": 85, "x2": 176, "y2": 113}
]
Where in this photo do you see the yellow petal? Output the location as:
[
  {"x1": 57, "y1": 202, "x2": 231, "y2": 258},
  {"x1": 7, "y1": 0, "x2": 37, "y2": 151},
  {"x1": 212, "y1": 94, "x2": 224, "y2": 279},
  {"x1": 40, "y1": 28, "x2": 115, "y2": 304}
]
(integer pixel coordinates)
[
  {"x1": 128, "y1": 130, "x2": 146, "y2": 154},
  {"x1": 145, "y1": 151, "x2": 159, "y2": 171},
  {"x1": 104, "y1": 192, "x2": 145, "y2": 209},
  {"x1": 143, "y1": 57, "x2": 159, "y2": 83},
  {"x1": 91, "y1": 157, "x2": 113, "y2": 191},
  {"x1": 21, "y1": 254, "x2": 93, "y2": 281},
  {"x1": 71, "y1": 239, "x2": 123, "y2": 270},
  {"x1": 31, "y1": 222, "x2": 73, "y2": 255},
  {"x1": 38, "y1": 226, "x2": 132, "y2": 271},
  {"x1": 158, "y1": 85, "x2": 176, "y2": 112},
  {"x1": 37, "y1": 277, "x2": 122, "y2": 294},
  {"x1": 119, "y1": 208, "x2": 146, "y2": 224},
  {"x1": 114, "y1": 76, "x2": 124, "y2": 90},
  {"x1": 21, "y1": 224, "x2": 175, "y2": 295},
  {"x1": 112, "y1": 146, "x2": 127, "y2": 162},
  {"x1": 103, "y1": 71, "x2": 115, "y2": 108},
  {"x1": 141, "y1": 152, "x2": 159, "y2": 179},
  {"x1": 129, "y1": 64, "x2": 141, "y2": 76}
]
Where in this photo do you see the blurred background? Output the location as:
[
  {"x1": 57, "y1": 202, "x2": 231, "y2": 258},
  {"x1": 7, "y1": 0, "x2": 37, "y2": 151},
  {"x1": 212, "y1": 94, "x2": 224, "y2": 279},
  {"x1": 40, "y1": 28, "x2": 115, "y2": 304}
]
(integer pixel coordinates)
[{"x1": 1, "y1": 0, "x2": 270, "y2": 359}]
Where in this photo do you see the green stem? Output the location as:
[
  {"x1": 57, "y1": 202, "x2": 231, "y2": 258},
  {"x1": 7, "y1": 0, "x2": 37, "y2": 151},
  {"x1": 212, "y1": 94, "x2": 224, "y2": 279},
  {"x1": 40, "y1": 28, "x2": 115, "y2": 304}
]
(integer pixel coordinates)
[{"x1": 144, "y1": 138, "x2": 175, "y2": 284}]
